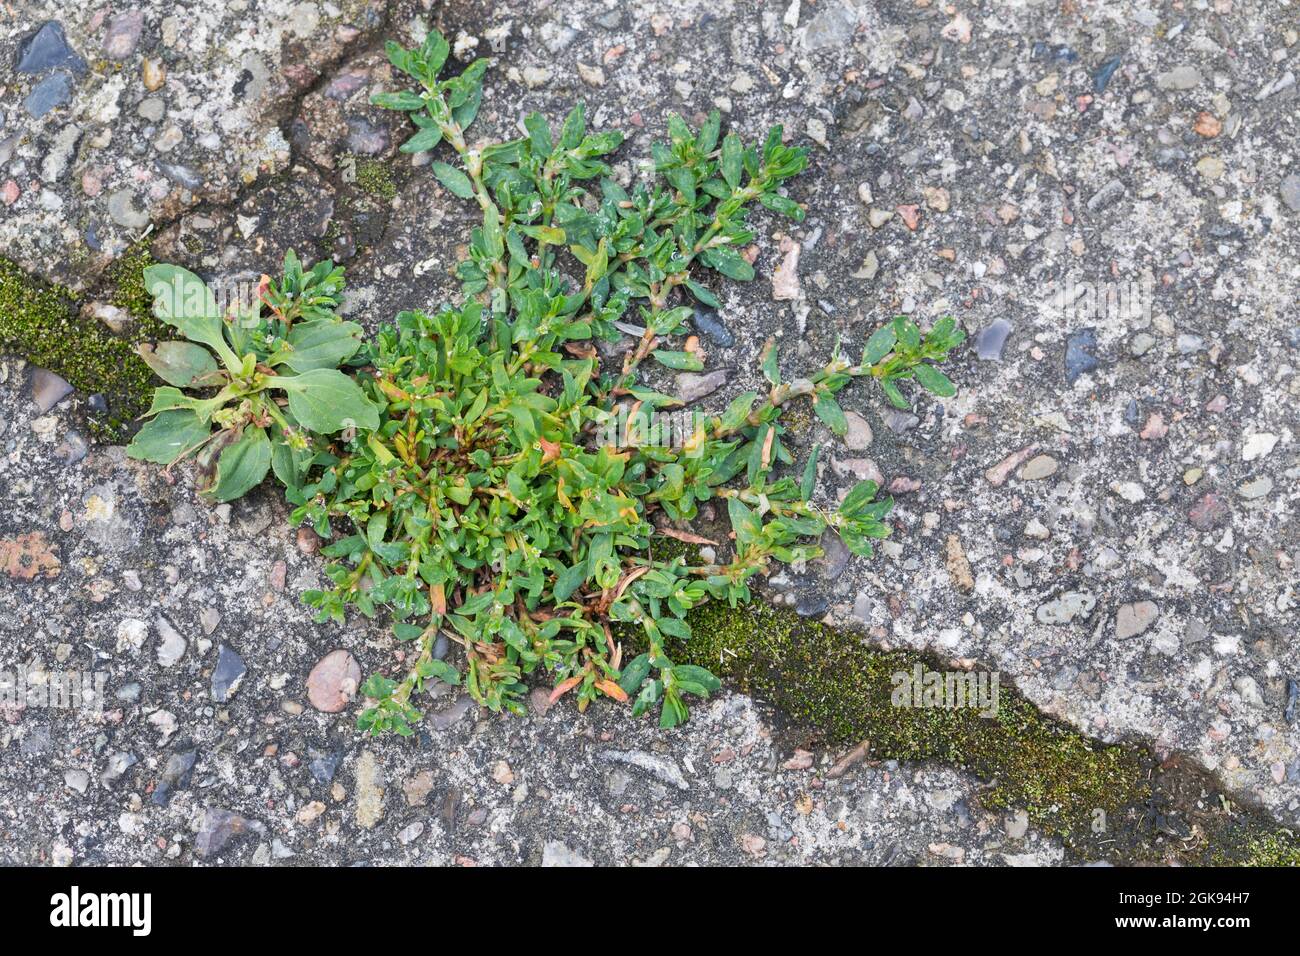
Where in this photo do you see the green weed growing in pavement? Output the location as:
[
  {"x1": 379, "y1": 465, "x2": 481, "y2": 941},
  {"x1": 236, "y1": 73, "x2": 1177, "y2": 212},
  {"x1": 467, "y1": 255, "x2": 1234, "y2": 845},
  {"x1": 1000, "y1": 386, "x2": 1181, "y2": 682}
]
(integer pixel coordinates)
[
  {"x1": 127, "y1": 29, "x2": 964, "y2": 734},
  {"x1": 125, "y1": 253, "x2": 375, "y2": 502}
]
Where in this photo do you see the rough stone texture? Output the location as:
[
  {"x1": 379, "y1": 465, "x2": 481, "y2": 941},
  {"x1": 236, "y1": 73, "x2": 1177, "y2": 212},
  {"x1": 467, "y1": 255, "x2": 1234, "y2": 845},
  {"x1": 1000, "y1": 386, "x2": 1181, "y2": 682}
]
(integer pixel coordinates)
[
  {"x1": 1, "y1": 0, "x2": 386, "y2": 289},
  {"x1": 0, "y1": 360, "x2": 1066, "y2": 864},
  {"x1": 3, "y1": 0, "x2": 1300, "y2": 862}
]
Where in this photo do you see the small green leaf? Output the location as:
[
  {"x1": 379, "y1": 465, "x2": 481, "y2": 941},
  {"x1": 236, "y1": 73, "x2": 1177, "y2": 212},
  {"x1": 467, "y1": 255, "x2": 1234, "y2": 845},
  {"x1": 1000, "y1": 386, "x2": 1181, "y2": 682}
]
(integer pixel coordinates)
[
  {"x1": 760, "y1": 338, "x2": 780, "y2": 387},
  {"x1": 813, "y1": 392, "x2": 847, "y2": 436},
  {"x1": 720, "y1": 133, "x2": 743, "y2": 190},
  {"x1": 671, "y1": 664, "x2": 721, "y2": 695},
  {"x1": 720, "y1": 391, "x2": 757, "y2": 432},
  {"x1": 553, "y1": 559, "x2": 589, "y2": 603},
  {"x1": 431, "y1": 162, "x2": 475, "y2": 200},
  {"x1": 862, "y1": 324, "x2": 897, "y2": 365},
  {"x1": 399, "y1": 126, "x2": 442, "y2": 153},
  {"x1": 525, "y1": 112, "x2": 552, "y2": 158},
  {"x1": 422, "y1": 659, "x2": 461, "y2": 686},
  {"x1": 617, "y1": 653, "x2": 652, "y2": 695},
  {"x1": 695, "y1": 110, "x2": 721, "y2": 154},
  {"x1": 270, "y1": 433, "x2": 307, "y2": 492},
  {"x1": 280, "y1": 319, "x2": 363, "y2": 372},
  {"x1": 418, "y1": 29, "x2": 450, "y2": 77},
  {"x1": 893, "y1": 315, "x2": 921, "y2": 350},
  {"x1": 702, "y1": 245, "x2": 754, "y2": 282},
  {"x1": 651, "y1": 350, "x2": 704, "y2": 372},
  {"x1": 800, "y1": 447, "x2": 820, "y2": 501},
  {"x1": 914, "y1": 363, "x2": 956, "y2": 397},
  {"x1": 840, "y1": 479, "x2": 879, "y2": 517},
  {"x1": 759, "y1": 192, "x2": 804, "y2": 221},
  {"x1": 370, "y1": 91, "x2": 425, "y2": 111},
  {"x1": 881, "y1": 378, "x2": 910, "y2": 409},
  {"x1": 684, "y1": 280, "x2": 721, "y2": 309},
  {"x1": 559, "y1": 102, "x2": 586, "y2": 150}
]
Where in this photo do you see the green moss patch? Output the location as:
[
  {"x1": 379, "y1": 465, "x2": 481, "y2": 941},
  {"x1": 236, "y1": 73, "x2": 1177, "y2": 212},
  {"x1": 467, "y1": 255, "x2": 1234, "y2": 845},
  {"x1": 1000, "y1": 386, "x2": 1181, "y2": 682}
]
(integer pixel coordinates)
[
  {"x1": 354, "y1": 158, "x2": 398, "y2": 201},
  {"x1": 0, "y1": 247, "x2": 166, "y2": 441},
  {"x1": 659, "y1": 598, "x2": 1297, "y2": 865}
]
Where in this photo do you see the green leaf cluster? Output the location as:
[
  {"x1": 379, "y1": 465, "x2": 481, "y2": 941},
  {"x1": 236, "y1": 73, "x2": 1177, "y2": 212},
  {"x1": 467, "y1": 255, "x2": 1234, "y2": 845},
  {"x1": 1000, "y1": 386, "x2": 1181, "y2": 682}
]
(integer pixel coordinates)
[
  {"x1": 130, "y1": 31, "x2": 964, "y2": 732},
  {"x1": 125, "y1": 252, "x2": 376, "y2": 502}
]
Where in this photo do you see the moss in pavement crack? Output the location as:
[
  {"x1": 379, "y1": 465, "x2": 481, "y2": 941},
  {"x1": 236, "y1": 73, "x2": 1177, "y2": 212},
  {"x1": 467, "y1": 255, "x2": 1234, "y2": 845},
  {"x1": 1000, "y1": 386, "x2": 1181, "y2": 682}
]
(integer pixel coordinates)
[
  {"x1": 667, "y1": 598, "x2": 1298, "y2": 866},
  {"x1": 0, "y1": 246, "x2": 166, "y2": 441}
]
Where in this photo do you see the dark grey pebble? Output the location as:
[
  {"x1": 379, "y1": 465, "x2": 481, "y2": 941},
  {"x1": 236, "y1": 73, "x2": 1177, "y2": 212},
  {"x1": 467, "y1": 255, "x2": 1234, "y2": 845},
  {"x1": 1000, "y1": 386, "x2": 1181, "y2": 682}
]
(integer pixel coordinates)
[
  {"x1": 308, "y1": 749, "x2": 344, "y2": 785},
  {"x1": 16, "y1": 21, "x2": 87, "y2": 75},
  {"x1": 795, "y1": 592, "x2": 829, "y2": 618},
  {"x1": 31, "y1": 367, "x2": 74, "y2": 412},
  {"x1": 974, "y1": 318, "x2": 1012, "y2": 360},
  {"x1": 1064, "y1": 329, "x2": 1100, "y2": 384},
  {"x1": 23, "y1": 71, "x2": 73, "y2": 118},
  {"x1": 881, "y1": 408, "x2": 919, "y2": 433},
  {"x1": 194, "y1": 808, "x2": 264, "y2": 858},
  {"x1": 211, "y1": 644, "x2": 247, "y2": 702},
  {"x1": 1032, "y1": 41, "x2": 1077, "y2": 63},
  {"x1": 152, "y1": 749, "x2": 198, "y2": 806},
  {"x1": 692, "y1": 307, "x2": 734, "y2": 347},
  {"x1": 1093, "y1": 56, "x2": 1122, "y2": 94}
]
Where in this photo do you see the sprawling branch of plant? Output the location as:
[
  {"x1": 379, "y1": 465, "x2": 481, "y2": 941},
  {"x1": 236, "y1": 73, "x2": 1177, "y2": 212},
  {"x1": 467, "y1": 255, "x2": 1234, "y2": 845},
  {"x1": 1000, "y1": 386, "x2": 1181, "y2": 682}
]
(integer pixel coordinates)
[{"x1": 126, "y1": 30, "x2": 964, "y2": 735}]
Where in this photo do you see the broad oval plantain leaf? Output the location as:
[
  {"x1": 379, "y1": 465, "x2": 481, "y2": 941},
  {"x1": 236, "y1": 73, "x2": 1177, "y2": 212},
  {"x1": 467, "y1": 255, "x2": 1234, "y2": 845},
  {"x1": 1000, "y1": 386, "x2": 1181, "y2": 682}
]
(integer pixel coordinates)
[
  {"x1": 137, "y1": 341, "x2": 219, "y2": 387},
  {"x1": 280, "y1": 319, "x2": 364, "y2": 372},
  {"x1": 207, "y1": 426, "x2": 271, "y2": 502},
  {"x1": 125, "y1": 409, "x2": 211, "y2": 464},
  {"x1": 275, "y1": 368, "x2": 379, "y2": 433},
  {"x1": 142, "y1": 264, "x2": 227, "y2": 355}
]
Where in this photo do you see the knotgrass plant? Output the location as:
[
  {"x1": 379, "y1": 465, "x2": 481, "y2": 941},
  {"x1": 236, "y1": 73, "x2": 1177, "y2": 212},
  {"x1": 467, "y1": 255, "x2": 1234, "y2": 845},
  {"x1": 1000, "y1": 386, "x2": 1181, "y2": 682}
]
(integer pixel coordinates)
[{"x1": 127, "y1": 30, "x2": 964, "y2": 734}]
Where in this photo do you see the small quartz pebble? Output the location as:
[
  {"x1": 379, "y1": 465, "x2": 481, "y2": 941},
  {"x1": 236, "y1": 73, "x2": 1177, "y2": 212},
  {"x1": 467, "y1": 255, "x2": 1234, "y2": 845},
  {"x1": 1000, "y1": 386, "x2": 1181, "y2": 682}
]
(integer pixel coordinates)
[
  {"x1": 1139, "y1": 412, "x2": 1168, "y2": 440},
  {"x1": 155, "y1": 617, "x2": 186, "y2": 668},
  {"x1": 1017, "y1": 454, "x2": 1058, "y2": 481},
  {"x1": 1156, "y1": 66, "x2": 1202, "y2": 90},
  {"x1": 974, "y1": 319, "x2": 1012, "y2": 360},
  {"x1": 1241, "y1": 433, "x2": 1278, "y2": 461},
  {"x1": 868, "y1": 208, "x2": 894, "y2": 228},
  {"x1": 1110, "y1": 481, "x2": 1146, "y2": 503},
  {"x1": 31, "y1": 368, "x2": 74, "y2": 412},
  {"x1": 306, "y1": 649, "x2": 362, "y2": 713},
  {"x1": 1115, "y1": 601, "x2": 1159, "y2": 639},
  {"x1": 1036, "y1": 591, "x2": 1096, "y2": 624},
  {"x1": 1238, "y1": 477, "x2": 1272, "y2": 500},
  {"x1": 843, "y1": 411, "x2": 873, "y2": 450}
]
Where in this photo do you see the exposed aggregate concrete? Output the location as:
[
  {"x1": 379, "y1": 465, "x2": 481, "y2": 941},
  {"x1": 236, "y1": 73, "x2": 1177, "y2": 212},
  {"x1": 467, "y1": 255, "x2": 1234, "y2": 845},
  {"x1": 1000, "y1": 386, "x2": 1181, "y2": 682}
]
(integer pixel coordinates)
[{"x1": 2, "y1": 0, "x2": 1299, "y2": 864}]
